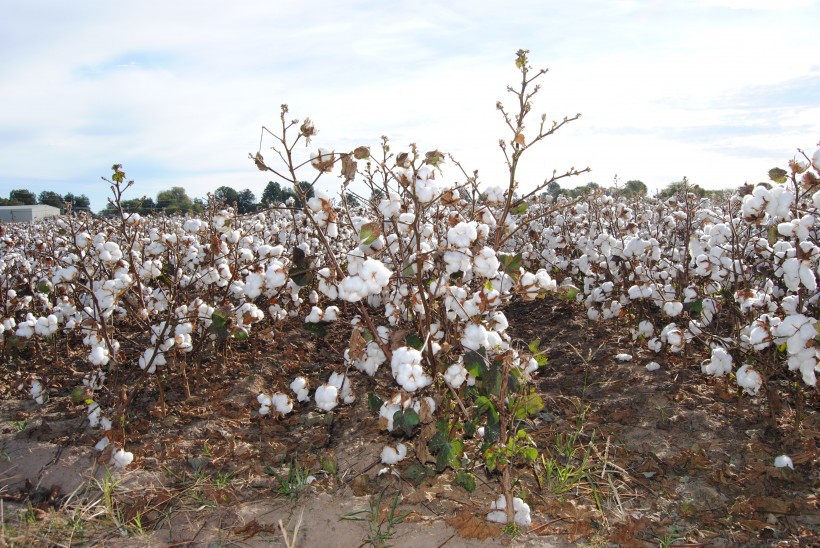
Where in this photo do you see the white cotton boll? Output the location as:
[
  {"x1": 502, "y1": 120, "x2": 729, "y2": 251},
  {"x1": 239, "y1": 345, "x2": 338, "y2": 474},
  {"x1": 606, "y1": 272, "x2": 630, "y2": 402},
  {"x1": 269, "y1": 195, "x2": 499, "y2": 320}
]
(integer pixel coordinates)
[
  {"x1": 379, "y1": 400, "x2": 402, "y2": 431},
  {"x1": 615, "y1": 353, "x2": 633, "y2": 362},
  {"x1": 328, "y1": 372, "x2": 355, "y2": 404},
  {"x1": 663, "y1": 301, "x2": 683, "y2": 317},
  {"x1": 257, "y1": 393, "x2": 273, "y2": 415},
  {"x1": 447, "y1": 222, "x2": 478, "y2": 249},
  {"x1": 271, "y1": 392, "x2": 293, "y2": 414},
  {"x1": 444, "y1": 363, "x2": 468, "y2": 388},
  {"x1": 486, "y1": 496, "x2": 532, "y2": 527},
  {"x1": 701, "y1": 346, "x2": 733, "y2": 376},
  {"x1": 88, "y1": 403, "x2": 101, "y2": 428},
  {"x1": 380, "y1": 443, "x2": 408, "y2": 465},
  {"x1": 88, "y1": 345, "x2": 111, "y2": 366},
  {"x1": 473, "y1": 247, "x2": 500, "y2": 278},
  {"x1": 305, "y1": 306, "x2": 324, "y2": 323},
  {"x1": 774, "y1": 455, "x2": 794, "y2": 469},
  {"x1": 314, "y1": 384, "x2": 338, "y2": 412},
  {"x1": 645, "y1": 361, "x2": 661, "y2": 371},
  {"x1": 29, "y1": 379, "x2": 46, "y2": 404},
  {"x1": 290, "y1": 376, "x2": 310, "y2": 402},
  {"x1": 461, "y1": 324, "x2": 488, "y2": 351},
  {"x1": 111, "y1": 448, "x2": 134, "y2": 469},
  {"x1": 799, "y1": 262, "x2": 816, "y2": 292},
  {"x1": 633, "y1": 320, "x2": 654, "y2": 340},
  {"x1": 94, "y1": 437, "x2": 110, "y2": 452},
  {"x1": 736, "y1": 365, "x2": 762, "y2": 396}
]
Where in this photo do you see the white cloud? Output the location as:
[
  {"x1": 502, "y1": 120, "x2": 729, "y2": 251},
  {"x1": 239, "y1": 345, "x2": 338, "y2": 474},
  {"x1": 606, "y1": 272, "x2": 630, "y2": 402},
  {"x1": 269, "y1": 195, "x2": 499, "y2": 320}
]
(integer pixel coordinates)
[{"x1": 0, "y1": 1, "x2": 818, "y2": 211}]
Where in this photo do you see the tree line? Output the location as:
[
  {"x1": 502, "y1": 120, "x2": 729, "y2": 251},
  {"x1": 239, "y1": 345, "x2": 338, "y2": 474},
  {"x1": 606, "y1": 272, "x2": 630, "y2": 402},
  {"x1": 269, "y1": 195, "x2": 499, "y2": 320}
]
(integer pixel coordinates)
[
  {"x1": 4, "y1": 178, "x2": 730, "y2": 217},
  {"x1": 1, "y1": 189, "x2": 91, "y2": 211}
]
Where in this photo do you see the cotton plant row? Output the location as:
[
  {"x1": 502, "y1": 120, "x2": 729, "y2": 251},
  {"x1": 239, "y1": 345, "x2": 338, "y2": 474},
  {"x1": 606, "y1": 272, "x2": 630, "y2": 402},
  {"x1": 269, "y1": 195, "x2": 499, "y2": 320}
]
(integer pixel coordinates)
[{"x1": 525, "y1": 148, "x2": 820, "y2": 397}]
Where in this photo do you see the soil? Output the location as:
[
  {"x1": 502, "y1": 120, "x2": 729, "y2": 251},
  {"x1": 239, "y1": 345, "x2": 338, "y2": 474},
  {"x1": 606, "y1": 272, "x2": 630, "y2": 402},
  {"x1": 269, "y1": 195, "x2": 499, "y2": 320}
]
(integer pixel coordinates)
[{"x1": 1, "y1": 295, "x2": 818, "y2": 547}]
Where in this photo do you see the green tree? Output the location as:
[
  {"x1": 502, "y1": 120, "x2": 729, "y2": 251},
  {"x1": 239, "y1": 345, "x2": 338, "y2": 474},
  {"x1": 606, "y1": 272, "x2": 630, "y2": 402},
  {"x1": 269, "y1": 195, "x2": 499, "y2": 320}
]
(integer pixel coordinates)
[
  {"x1": 157, "y1": 187, "x2": 193, "y2": 214},
  {"x1": 659, "y1": 178, "x2": 705, "y2": 199},
  {"x1": 214, "y1": 186, "x2": 240, "y2": 207},
  {"x1": 9, "y1": 189, "x2": 36, "y2": 205},
  {"x1": 63, "y1": 193, "x2": 91, "y2": 212},
  {"x1": 622, "y1": 180, "x2": 647, "y2": 197},
  {"x1": 237, "y1": 189, "x2": 257, "y2": 214},
  {"x1": 38, "y1": 191, "x2": 64, "y2": 208}
]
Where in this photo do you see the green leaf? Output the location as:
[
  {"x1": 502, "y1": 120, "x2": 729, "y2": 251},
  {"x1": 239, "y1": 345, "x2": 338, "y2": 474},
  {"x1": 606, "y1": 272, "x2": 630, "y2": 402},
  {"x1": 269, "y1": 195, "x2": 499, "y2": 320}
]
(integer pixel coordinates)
[
  {"x1": 304, "y1": 321, "x2": 327, "y2": 337},
  {"x1": 463, "y1": 348, "x2": 488, "y2": 378},
  {"x1": 454, "y1": 471, "x2": 476, "y2": 492},
  {"x1": 35, "y1": 281, "x2": 52, "y2": 295},
  {"x1": 405, "y1": 333, "x2": 424, "y2": 350},
  {"x1": 402, "y1": 463, "x2": 434, "y2": 486},
  {"x1": 429, "y1": 433, "x2": 463, "y2": 472},
  {"x1": 499, "y1": 253, "x2": 522, "y2": 276},
  {"x1": 768, "y1": 167, "x2": 788, "y2": 184},
  {"x1": 519, "y1": 446, "x2": 538, "y2": 464},
  {"x1": 528, "y1": 338, "x2": 548, "y2": 366},
  {"x1": 683, "y1": 300, "x2": 703, "y2": 315},
  {"x1": 211, "y1": 311, "x2": 228, "y2": 329},
  {"x1": 511, "y1": 201, "x2": 528, "y2": 215},
  {"x1": 513, "y1": 393, "x2": 544, "y2": 420},
  {"x1": 367, "y1": 392, "x2": 384, "y2": 415},
  {"x1": 358, "y1": 222, "x2": 381, "y2": 245},
  {"x1": 393, "y1": 408, "x2": 420, "y2": 437},
  {"x1": 232, "y1": 329, "x2": 249, "y2": 341},
  {"x1": 474, "y1": 396, "x2": 496, "y2": 419},
  {"x1": 463, "y1": 420, "x2": 477, "y2": 438}
]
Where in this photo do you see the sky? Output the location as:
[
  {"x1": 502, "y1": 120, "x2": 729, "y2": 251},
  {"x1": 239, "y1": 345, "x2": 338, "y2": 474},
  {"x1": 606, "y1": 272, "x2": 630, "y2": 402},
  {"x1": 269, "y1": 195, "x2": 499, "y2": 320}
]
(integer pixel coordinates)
[{"x1": 1, "y1": 0, "x2": 819, "y2": 213}]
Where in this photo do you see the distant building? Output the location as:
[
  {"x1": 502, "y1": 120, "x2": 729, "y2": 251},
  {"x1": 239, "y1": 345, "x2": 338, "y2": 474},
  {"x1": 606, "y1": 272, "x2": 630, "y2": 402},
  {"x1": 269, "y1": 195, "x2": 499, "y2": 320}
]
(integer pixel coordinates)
[{"x1": 0, "y1": 205, "x2": 61, "y2": 222}]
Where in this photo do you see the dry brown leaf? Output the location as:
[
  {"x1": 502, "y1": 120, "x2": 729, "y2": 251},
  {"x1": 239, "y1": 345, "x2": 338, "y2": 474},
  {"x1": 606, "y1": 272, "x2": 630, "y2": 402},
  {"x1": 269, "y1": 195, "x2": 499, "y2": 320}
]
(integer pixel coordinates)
[
  {"x1": 234, "y1": 519, "x2": 278, "y2": 539},
  {"x1": 348, "y1": 329, "x2": 367, "y2": 361},
  {"x1": 514, "y1": 133, "x2": 526, "y2": 146},
  {"x1": 446, "y1": 512, "x2": 502, "y2": 540}
]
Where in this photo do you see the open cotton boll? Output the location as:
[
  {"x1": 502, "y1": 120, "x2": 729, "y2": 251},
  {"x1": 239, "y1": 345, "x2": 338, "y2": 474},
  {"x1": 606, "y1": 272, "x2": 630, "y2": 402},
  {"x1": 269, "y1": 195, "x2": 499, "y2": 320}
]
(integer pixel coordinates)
[
  {"x1": 328, "y1": 372, "x2": 355, "y2": 404},
  {"x1": 94, "y1": 437, "x2": 110, "y2": 452},
  {"x1": 380, "y1": 443, "x2": 408, "y2": 465},
  {"x1": 314, "y1": 384, "x2": 338, "y2": 412},
  {"x1": 290, "y1": 376, "x2": 310, "y2": 402},
  {"x1": 257, "y1": 393, "x2": 273, "y2": 415},
  {"x1": 111, "y1": 448, "x2": 134, "y2": 469},
  {"x1": 615, "y1": 353, "x2": 632, "y2": 362},
  {"x1": 271, "y1": 392, "x2": 293, "y2": 414},
  {"x1": 736, "y1": 365, "x2": 762, "y2": 396},
  {"x1": 486, "y1": 495, "x2": 532, "y2": 527},
  {"x1": 461, "y1": 324, "x2": 489, "y2": 351},
  {"x1": 701, "y1": 346, "x2": 733, "y2": 376},
  {"x1": 29, "y1": 379, "x2": 46, "y2": 404},
  {"x1": 444, "y1": 363, "x2": 468, "y2": 388},
  {"x1": 663, "y1": 301, "x2": 683, "y2": 317},
  {"x1": 774, "y1": 455, "x2": 794, "y2": 469},
  {"x1": 645, "y1": 361, "x2": 661, "y2": 371}
]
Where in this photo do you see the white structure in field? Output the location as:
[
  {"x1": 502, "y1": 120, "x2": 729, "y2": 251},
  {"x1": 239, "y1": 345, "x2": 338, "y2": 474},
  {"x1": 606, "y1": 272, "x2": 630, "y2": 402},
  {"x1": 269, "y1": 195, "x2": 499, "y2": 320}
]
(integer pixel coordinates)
[{"x1": 0, "y1": 205, "x2": 61, "y2": 222}]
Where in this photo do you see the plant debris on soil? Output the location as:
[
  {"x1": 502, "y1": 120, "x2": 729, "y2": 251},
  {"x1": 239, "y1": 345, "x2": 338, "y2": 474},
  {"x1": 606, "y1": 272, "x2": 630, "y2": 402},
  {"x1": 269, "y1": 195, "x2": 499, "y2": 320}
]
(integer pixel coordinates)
[{"x1": 1, "y1": 295, "x2": 818, "y2": 547}]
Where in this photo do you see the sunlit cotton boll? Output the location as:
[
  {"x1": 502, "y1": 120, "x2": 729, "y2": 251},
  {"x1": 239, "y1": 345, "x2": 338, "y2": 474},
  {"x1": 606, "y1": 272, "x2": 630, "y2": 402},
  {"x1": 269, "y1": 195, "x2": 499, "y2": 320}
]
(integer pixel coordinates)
[
  {"x1": 314, "y1": 384, "x2": 338, "y2": 412},
  {"x1": 290, "y1": 376, "x2": 310, "y2": 402},
  {"x1": 663, "y1": 301, "x2": 683, "y2": 317},
  {"x1": 701, "y1": 346, "x2": 732, "y2": 376},
  {"x1": 29, "y1": 379, "x2": 46, "y2": 404},
  {"x1": 736, "y1": 364, "x2": 762, "y2": 396},
  {"x1": 774, "y1": 455, "x2": 794, "y2": 469},
  {"x1": 111, "y1": 448, "x2": 134, "y2": 469},
  {"x1": 328, "y1": 372, "x2": 355, "y2": 404},
  {"x1": 390, "y1": 346, "x2": 432, "y2": 392},
  {"x1": 380, "y1": 443, "x2": 408, "y2": 465},
  {"x1": 645, "y1": 361, "x2": 661, "y2": 372},
  {"x1": 486, "y1": 496, "x2": 532, "y2": 527},
  {"x1": 444, "y1": 363, "x2": 468, "y2": 388}
]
